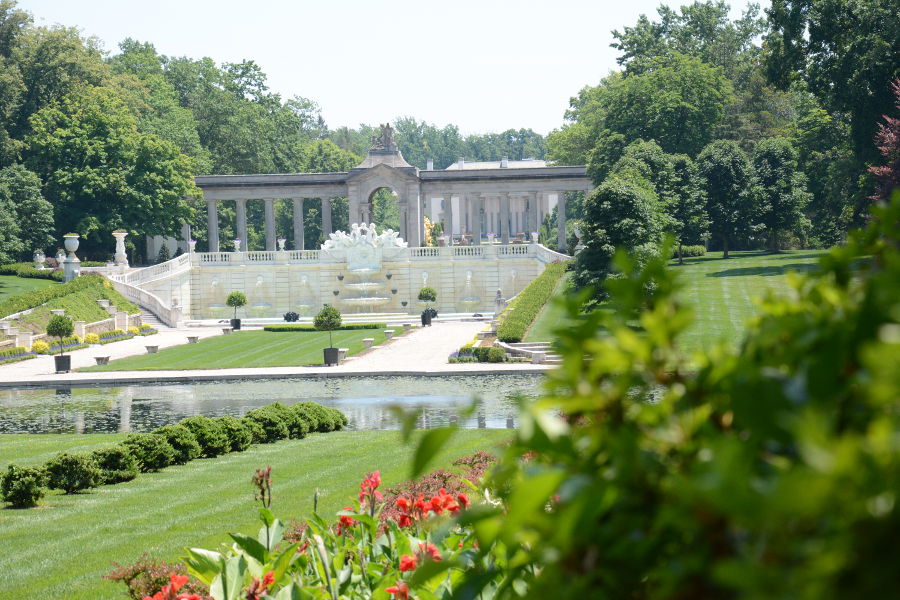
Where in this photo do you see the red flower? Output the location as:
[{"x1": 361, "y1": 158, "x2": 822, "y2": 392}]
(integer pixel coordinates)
[
  {"x1": 142, "y1": 573, "x2": 195, "y2": 600},
  {"x1": 399, "y1": 553, "x2": 418, "y2": 572},
  {"x1": 418, "y1": 542, "x2": 442, "y2": 562},
  {"x1": 336, "y1": 506, "x2": 357, "y2": 535},
  {"x1": 244, "y1": 570, "x2": 275, "y2": 600},
  {"x1": 170, "y1": 574, "x2": 189, "y2": 591},
  {"x1": 397, "y1": 513, "x2": 412, "y2": 528},
  {"x1": 385, "y1": 581, "x2": 410, "y2": 599},
  {"x1": 396, "y1": 496, "x2": 411, "y2": 511},
  {"x1": 457, "y1": 493, "x2": 470, "y2": 508},
  {"x1": 359, "y1": 470, "x2": 384, "y2": 505}
]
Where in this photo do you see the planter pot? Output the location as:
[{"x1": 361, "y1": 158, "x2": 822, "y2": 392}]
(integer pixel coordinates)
[
  {"x1": 54, "y1": 355, "x2": 71, "y2": 373},
  {"x1": 421, "y1": 312, "x2": 432, "y2": 327},
  {"x1": 323, "y1": 347, "x2": 339, "y2": 366},
  {"x1": 230, "y1": 318, "x2": 242, "y2": 330}
]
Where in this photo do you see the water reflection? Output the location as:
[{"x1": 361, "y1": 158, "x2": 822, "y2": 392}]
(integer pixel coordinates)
[{"x1": 0, "y1": 374, "x2": 542, "y2": 434}]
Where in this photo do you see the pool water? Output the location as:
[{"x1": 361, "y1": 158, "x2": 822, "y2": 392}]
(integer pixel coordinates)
[{"x1": 0, "y1": 374, "x2": 543, "y2": 434}]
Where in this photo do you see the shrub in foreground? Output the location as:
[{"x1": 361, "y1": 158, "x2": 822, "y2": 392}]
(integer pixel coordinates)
[
  {"x1": 214, "y1": 415, "x2": 253, "y2": 452},
  {"x1": 0, "y1": 463, "x2": 46, "y2": 508},
  {"x1": 178, "y1": 416, "x2": 229, "y2": 457},
  {"x1": 91, "y1": 446, "x2": 139, "y2": 484},
  {"x1": 45, "y1": 452, "x2": 102, "y2": 494},
  {"x1": 122, "y1": 433, "x2": 175, "y2": 472},
  {"x1": 152, "y1": 425, "x2": 201, "y2": 464}
]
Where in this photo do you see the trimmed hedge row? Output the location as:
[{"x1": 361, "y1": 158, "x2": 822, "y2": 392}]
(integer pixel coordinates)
[
  {"x1": 451, "y1": 345, "x2": 506, "y2": 363},
  {"x1": 0, "y1": 263, "x2": 63, "y2": 281},
  {"x1": 672, "y1": 245, "x2": 706, "y2": 258},
  {"x1": 496, "y1": 262, "x2": 568, "y2": 343},
  {"x1": 263, "y1": 323, "x2": 385, "y2": 332},
  {"x1": 0, "y1": 401, "x2": 348, "y2": 508},
  {"x1": 0, "y1": 346, "x2": 34, "y2": 365}
]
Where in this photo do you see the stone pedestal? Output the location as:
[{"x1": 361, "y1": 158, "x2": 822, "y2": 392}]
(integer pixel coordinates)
[
  {"x1": 115, "y1": 311, "x2": 128, "y2": 331},
  {"x1": 113, "y1": 231, "x2": 128, "y2": 267}
]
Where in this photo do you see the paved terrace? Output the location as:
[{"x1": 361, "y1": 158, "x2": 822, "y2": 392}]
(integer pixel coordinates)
[{"x1": 0, "y1": 320, "x2": 548, "y2": 389}]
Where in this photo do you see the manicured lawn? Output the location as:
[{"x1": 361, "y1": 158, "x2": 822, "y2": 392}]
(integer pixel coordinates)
[
  {"x1": 522, "y1": 250, "x2": 825, "y2": 353},
  {"x1": 0, "y1": 428, "x2": 510, "y2": 599},
  {"x1": 81, "y1": 327, "x2": 400, "y2": 371},
  {"x1": 0, "y1": 274, "x2": 57, "y2": 304}
]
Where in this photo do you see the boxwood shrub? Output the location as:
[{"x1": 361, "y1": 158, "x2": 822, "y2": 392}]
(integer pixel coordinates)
[
  {"x1": 0, "y1": 463, "x2": 47, "y2": 508},
  {"x1": 122, "y1": 433, "x2": 175, "y2": 472},
  {"x1": 293, "y1": 402, "x2": 337, "y2": 432},
  {"x1": 178, "y1": 416, "x2": 229, "y2": 457},
  {"x1": 214, "y1": 415, "x2": 253, "y2": 452},
  {"x1": 263, "y1": 323, "x2": 385, "y2": 332},
  {"x1": 91, "y1": 446, "x2": 139, "y2": 484},
  {"x1": 496, "y1": 262, "x2": 568, "y2": 343},
  {"x1": 0, "y1": 262, "x2": 62, "y2": 281},
  {"x1": 244, "y1": 406, "x2": 291, "y2": 443},
  {"x1": 671, "y1": 245, "x2": 706, "y2": 258},
  {"x1": 240, "y1": 416, "x2": 266, "y2": 444},
  {"x1": 152, "y1": 425, "x2": 201, "y2": 464},
  {"x1": 45, "y1": 452, "x2": 103, "y2": 494}
]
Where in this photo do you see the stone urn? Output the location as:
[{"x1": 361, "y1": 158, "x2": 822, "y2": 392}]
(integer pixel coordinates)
[
  {"x1": 188, "y1": 239, "x2": 197, "y2": 253},
  {"x1": 112, "y1": 230, "x2": 128, "y2": 266},
  {"x1": 233, "y1": 239, "x2": 241, "y2": 253},
  {"x1": 277, "y1": 238, "x2": 286, "y2": 251},
  {"x1": 531, "y1": 231, "x2": 539, "y2": 243},
  {"x1": 63, "y1": 234, "x2": 80, "y2": 257}
]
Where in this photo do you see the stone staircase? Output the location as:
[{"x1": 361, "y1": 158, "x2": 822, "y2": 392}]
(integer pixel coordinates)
[
  {"x1": 499, "y1": 341, "x2": 562, "y2": 364},
  {"x1": 140, "y1": 311, "x2": 172, "y2": 332}
]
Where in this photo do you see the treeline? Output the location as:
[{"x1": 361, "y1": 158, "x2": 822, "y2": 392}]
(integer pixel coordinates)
[{"x1": 0, "y1": 0, "x2": 546, "y2": 262}]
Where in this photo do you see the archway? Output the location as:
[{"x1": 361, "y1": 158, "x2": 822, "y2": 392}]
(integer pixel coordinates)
[{"x1": 367, "y1": 187, "x2": 401, "y2": 233}]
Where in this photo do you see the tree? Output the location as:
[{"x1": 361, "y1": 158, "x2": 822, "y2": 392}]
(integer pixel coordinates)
[
  {"x1": 0, "y1": 185, "x2": 18, "y2": 263},
  {"x1": 869, "y1": 79, "x2": 900, "y2": 202},
  {"x1": 752, "y1": 137, "x2": 811, "y2": 250},
  {"x1": 313, "y1": 304, "x2": 341, "y2": 349},
  {"x1": 572, "y1": 176, "x2": 664, "y2": 298},
  {"x1": 0, "y1": 164, "x2": 53, "y2": 258},
  {"x1": 46, "y1": 314, "x2": 73, "y2": 356},
  {"x1": 226, "y1": 291, "x2": 246, "y2": 320},
  {"x1": 697, "y1": 139, "x2": 762, "y2": 257},
  {"x1": 667, "y1": 154, "x2": 710, "y2": 263},
  {"x1": 26, "y1": 86, "x2": 198, "y2": 256}
]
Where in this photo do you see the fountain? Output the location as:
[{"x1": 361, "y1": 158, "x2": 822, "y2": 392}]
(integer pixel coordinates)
[
  {"x1": 457, "y1": 270, "x2": 481, "y2": 312},
  {"x1": 293, "y1": 275, "x2": 317, "y2": 316},
  {"x1": 322, "y1": 223, "x2": 404, "y2": 314},
  {"x1": 206, "y1": 277, "x2": 227, "y2": 318},
  {"x1": 249, "y1": 275, "x2": 272, "y2": 317}
]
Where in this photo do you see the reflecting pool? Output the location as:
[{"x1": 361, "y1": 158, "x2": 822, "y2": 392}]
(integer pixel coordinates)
[{"x1": 0, "y1": 374, "x2": 543, "y2": 434}]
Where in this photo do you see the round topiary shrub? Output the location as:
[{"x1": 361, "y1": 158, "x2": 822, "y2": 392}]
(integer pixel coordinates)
[
  {"x1": 84, "y1": 333, "x2": 100, "y2": 345},
  {"x1": 243, "y1": 407, "x2": 290, "y2": 443},
  {"x1": 241, "y1": 416, "x2": 266, "y2": 444},
  {"x1": 290, "y1": 403, "x2": 320, "y2": 432},
  {"x1": 314, "y1": 304, "x2": 342, "y2": 349},
  {"x1": 46, "y1": 314, "x2": 74, "y2": 355},
  {"x1": 0, "y1": 463, "x2": 47, "y2": 508},
  {"x1": 266, "y1": 402, "x2": 308, "y2": 439},
  {"x1": 178, "y1": 416, "x2": 229, "y2": 457},
  {"x1": 45, "y1": 452, "x2": 103, "y2": 494},
  {"x1": 91, "y1": 446, "x2": 139, "y2": 484},
  {"x1": 30, "y1": 340, "x2": 49, "y2": 354},
  {"x1": 226, "y1": 291, "x2": 247, "y2": 320},
  {"x1": 295, "y1": 402, "x2": 336, "y2": 432},
  {"x1": 152, "y1": 425, "x2": 201, "y2": 464},
  {"x1": 214, "y1": 415, "x2": 253, "y2": 452},
  {"x1": 122, "y1": 433, "x2": 176, "y2": 472}
]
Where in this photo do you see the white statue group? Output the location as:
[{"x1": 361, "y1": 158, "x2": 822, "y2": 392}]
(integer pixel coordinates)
[{"x1": 321, "y1": 223, "x2": 408, "y2": 252}]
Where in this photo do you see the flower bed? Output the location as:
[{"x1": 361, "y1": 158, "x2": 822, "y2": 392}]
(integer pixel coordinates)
[
  {"x1": 97, "y1": 329, "x2": 135, "y2": 344},
  {"x1": 0, "y1": 346, "x2": 35, "y2": 366},
  {"x1": 38, "y1": 335, "x2": 87, "y2": 354},
  {"x1": 449, "y1": 345, "x2": 506, "y2": 363},
  {"x1": 496, "y1": 261, "x2": 568, "y2": 343}
]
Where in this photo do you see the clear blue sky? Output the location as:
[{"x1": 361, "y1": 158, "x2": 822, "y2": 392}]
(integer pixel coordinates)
[{"x1": 19, "y1": 0, "x2": 767, "y2": 135}]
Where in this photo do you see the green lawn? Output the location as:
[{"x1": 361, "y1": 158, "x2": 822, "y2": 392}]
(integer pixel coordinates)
[
  {"x1": 0, "y1": 274, "x2": 57, "y2": 304},
  {"x1": 82, "y1": 328, "x2": 400, "y2": 371},
  {"x1": 0, "y1": 428, "x2": 510, "y2": 599},
  {"x1": 523, "y1": 250, "x2": 825, "y2": 353}
]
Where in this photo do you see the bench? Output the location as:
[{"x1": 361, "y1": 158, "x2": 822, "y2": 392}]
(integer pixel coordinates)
[
  {"x1": 221, "y1": 327, "x2": 233, "y2": 335},
  {"x1": 402, "y1": 323, "x2": 412, "y2": 332},
  {"x1": 94, "y1": 356, "x2": 110, "y2": 365},
  {"x1": 383, "y1": 330, "x2": 394, "y2": 340},
  {"x1": 187, "y1": 336, "x2": 199, "y2": 344},
  {"x1": 362, "y1": 338, "x2": 374, "y2": 349},
  {"x1": 338, "y1": 348, "x2": 349, "y2": 362},
  {"x1": 145, "y1": 345, "x2": 159, "y2": 354}
]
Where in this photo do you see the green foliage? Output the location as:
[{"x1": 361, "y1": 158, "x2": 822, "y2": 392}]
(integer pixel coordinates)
[
  {"x1": 44, "y1": 452, "x2": 102, "y2": 494},
  {"x1": 417, "y1": 287, "x2": 437, "y2": 302},
  {"x1": 155, "y1": 244, "x2": 170, "y2": 264},
  {"x1": 225, "y1": 290, "x2": 246, "y2": 317},
  {"x1": 263, "y1": 402, "x2": 308, "y2": 439},
  {"x1": 12, "y1": 280, "x2": 139, "y2": 335},
  {"x1": 670, "y1": 244, "x2": 706, "y2": 258},
  {"x1": 214, "y1": 415, "x2": 253, "y2": 452},
  {"x1": 0, "y1": 274, "x2": 109, "y2": 318},
  {"x1": 121, "y1": 433, "x2": 175, "y2": 472},
  {"x1": 152, "y1": 424, "x2": 201, "y2": 465},
  {"x1": 0, "y1": 463, "x2": 46, "y2": 508},
  {"x1": 0, "y1": 346, "x2": 33, "y2": 365},
  {"x1": 263, "y1": 323, "x2": 382, "y2": 332},
  {"x1": 90, "y1": 446, "x2": 139, "y2": 484},
  {"x1": 314, "y1": 303, "x2": 342, "y2": 348},
  {"x1": 243, "y1": 407, "x2": 290, "y2": 444},
  {"x1": 459, "y1": 345, "x2": 507, "y2": 362},
  {"x1": 0, "y1": 262, "x2": 61, "y2": 280},
  {"x1": 497, "y1": 262, "x2": 568, "y2": 342},
  {"x1": 753, "y1": 137, "x2": 812, "y2": 250},
  {"x1": 178, "y1": 416, "x2": 229, "y2": 458},
  {"x1": 292, "y1": 402, "x2": 340, "y2": 433},
  {"x1": 46, "y1": 314, "x2": 73, "y2": 355},
  {"x1": 0, "y1": 165, "x2": 54, "y2": 263}
]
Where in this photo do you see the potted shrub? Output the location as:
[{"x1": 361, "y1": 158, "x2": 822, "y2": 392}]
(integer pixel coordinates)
[
  {"x1": 418, "y1": 287, "x2": 437, "y2": 326},
  {"x1": 226, "y1": 291, "x2": 247, "y2": 330},
  {"x1": 314, "y1": 304, "x2": 342, "y2": 366},
  {"x1": 47, "y1": 314, "x2": 74, "y2": 373}
]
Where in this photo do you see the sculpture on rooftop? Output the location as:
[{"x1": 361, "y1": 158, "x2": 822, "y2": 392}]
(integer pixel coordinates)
[{"x1": 370, "y1": 123, "x2": 397, "y2": 152}]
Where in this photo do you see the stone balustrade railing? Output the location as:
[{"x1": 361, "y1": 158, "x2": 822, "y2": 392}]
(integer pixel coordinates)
[
  {"x1": 110, "y1": 279, "x2": 182, "y2": 328},
  {"x1": 112, "y1": 253, "x2": 192, "y2": 286}
]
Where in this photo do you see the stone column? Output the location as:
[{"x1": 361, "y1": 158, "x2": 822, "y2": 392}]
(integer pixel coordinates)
[
  {"x1": 500, "y1": 192, "x2": 510, "y2": 244},
  {"x1": 264, "y1": 199, "x2": 276, "y2": 251},
  {"x1": 398, "y1": 201, "x2": 408, "y2": 241},
  {"x1": 206, "y1": 198, "x2": 219, "y2": 252},
  {"x1": 235, "y1": 199, "x2": 248, "y2": 248},
  {"x1": 473, "y1": 194, "x2": 483, "y2": 245},
  {"x1": 444, "y1": 192, "x2": 454, "y2": 246},
  {"x1": 348, "y1": 184, "x2": 360, "y2": 225},
  {"x1": 180, "y1": 223, "x2": 192, "y2": 253},
  {"x1": 530, "y1": 192, "x2": 541, "y2": 238},
  {"x1": 292, "y1": 198, "x2": 305, "y2": 250},
  {"x1": 557, "y1": 192, "x2": 567, "y2": 252},
  {"x1": 322, "y1": 198, "x2": 333, "y2": 237}
]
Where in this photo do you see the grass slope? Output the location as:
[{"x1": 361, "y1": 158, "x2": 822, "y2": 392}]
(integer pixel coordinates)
[
  {"x1": 0, "y1": 274, "x2": 56, "y2": 304},
  {"x1": 0, "y1": 429, "x2": 509, "y2": 599},
  {"x1": 82, "y1": 328, "x2": 399, "y2": 371},
  {"x1": 523, "y1": 273, "x2": 571, "y2": 343},
  {"x1": 523, "y1": 250, "x2": 825, "y2": 353}
]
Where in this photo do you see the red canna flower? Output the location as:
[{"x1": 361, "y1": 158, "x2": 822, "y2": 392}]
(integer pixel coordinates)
[
  {"x1": 142, "y1": 573, "x2": 196, "y2": 600},
  {"x1": 336, "y1": 506, "x2": 357, "y2": 535},
  {"x1": 418, "y1": 542, "x2": 442, "y2": 562},
  {"x1": 396, "y1": 496, "x2": 411, "y2": 511},
  {"x1": 399, "y1": 553, "x2": 418, "y2": 571},
  {"x1": 397, "y1": 513, "x2": 412, "y2": 528},
  {"x1": 458, "y1": 492, "x2": 470, "y2": 508},
  {"x1": 244, "y1": 570, "x2": 275, "y2": 600},
  {"x1": 170, "y1": 574, "x2": 189, "y2": 591},
  {"x1": 359, "y1": 470, "x2": 384, "y2": 506},
  {"x1": 385, "y1": 581, "x2": 410, "y2": 599}
]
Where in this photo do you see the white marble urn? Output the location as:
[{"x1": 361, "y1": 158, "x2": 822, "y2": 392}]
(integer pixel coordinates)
[
  {"x1": 233, "y1": 239, "x2": 241, "y2": 252},
  {"x1": 188, "y1": 239, "x2": 197, "y2": 253},
  {"x1": 112, "y1": 231, "x2": 128, "y2": 266},
  {"x1": 277, "y1": 238, "x2": 286, "y2": 251},
  {"x1": 63, "y1": 234, "x2": 80, "y2": 257}
]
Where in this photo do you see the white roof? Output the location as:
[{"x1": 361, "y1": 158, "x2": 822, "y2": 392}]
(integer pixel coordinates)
[{"x1": 444, "y1": 159, "x2": 547, "y2": 170}]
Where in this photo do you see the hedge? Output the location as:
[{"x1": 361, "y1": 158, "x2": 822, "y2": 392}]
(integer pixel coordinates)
[
  {"x1": 98, "y1": 329, "x2": 135, "y2": 344},
  {"x1": 671, "y1": 245, "x2": 706, "y2": 258},
  {"x1": 496, "y1": 262, "x2": 568, "y2": 343},
  {"x1": 263, "y1": 323, "x2": 385, "y2": 332},
  {"x1": 0, "y1": 346, "x2": 34, "y2": 366},
  {"x1": 42, "y1": 335, "x2": 87, "y2": 354},
  {"x1": 0, "y1": 263, "x2": 62, "y2": 281}
]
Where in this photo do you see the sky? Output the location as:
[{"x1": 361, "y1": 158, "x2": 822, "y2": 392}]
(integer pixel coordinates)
[{"x1": 20, "y1": 0, "x2": 768, "y2": 136}]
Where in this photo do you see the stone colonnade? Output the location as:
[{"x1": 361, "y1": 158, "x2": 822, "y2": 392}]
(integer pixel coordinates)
[{"x1": 206, "y1": 197, "x2": 336, "y2": 252}]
